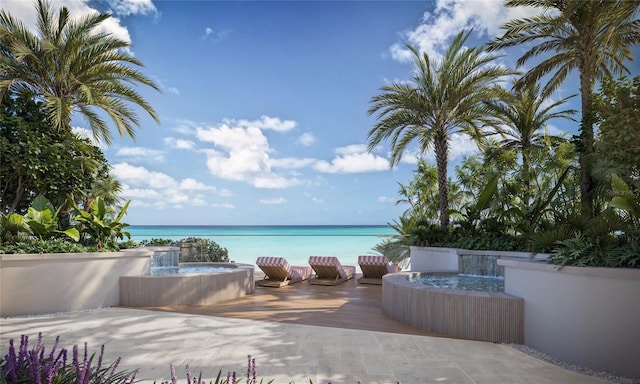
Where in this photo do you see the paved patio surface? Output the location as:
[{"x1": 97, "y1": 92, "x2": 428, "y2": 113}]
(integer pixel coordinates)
[{"x1": 0, "y1": 307, "x2": 611, "y2": 384}]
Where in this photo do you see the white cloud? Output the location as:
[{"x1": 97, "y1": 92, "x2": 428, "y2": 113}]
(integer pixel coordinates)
[
  {"x1": 305, "y1": 192, "x2": 324, "y2": 204},
  {"x1": 2, "y1": 0, "x2": 158, "y2": 54},
  {"x1": 335, "y1": 144, "x2": 368, "y2": 156},
  {"x1": 164, "y1": 137, "x2": 196, "y2": 150},
  {"x1": 269, "y1": 157, "x2": 317, "y2": 169},
  {"x1": 196, "y1": 116, "x2": 307, "y2": 189},
  {"x1": 390, "y1": 0, "x2": 534, "y2": 63},
  {"x1": 202, "y1": 26, "x2": 230, "y2": 42},
  {"x1": 115, "y1": 146, "x2": 165, "y2": 162},
  {"x1": 259, "y1": 197, "x2": 287, "y2": 205},
  {"x1": 378, "y1": 196, "x2": 396, "y2": 203},
  {"x1": 298, "y1": 133, "x2": 316, "y2": 146},
  {"x1": 105, "y1": 0, "x2": 157, "y2": 16},
  {"x1": 111, "y1": 162, "x2": 229, "y2": 209},
  {"x1": 179, "y1": 178, "x2": 216, "y2": 191},
  {"x1": 314, "y1": 145, "x2": 390, "y2": 174},
  {"x1": 212, "y1": 203, "x2": 235, "y2": 209}
]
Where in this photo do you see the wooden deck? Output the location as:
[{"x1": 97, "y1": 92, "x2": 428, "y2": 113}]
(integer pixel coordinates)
[{"x1": 137, "y1": 275, "x2": 442, "y2": 337}]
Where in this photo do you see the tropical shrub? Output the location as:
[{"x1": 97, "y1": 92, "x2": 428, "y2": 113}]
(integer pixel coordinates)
[
  {"x1": 178, "y1": 237, "x2": 229, "y2": 263},
  {"x1": 0, "y1": 239, "x2": 97, "y2": 254},
  {"x1": 71, "y1": 197, "x2": 131, "y2": 251},
  {"x1": 0, "y1": 196, "x2": 79, "y2": 243}
]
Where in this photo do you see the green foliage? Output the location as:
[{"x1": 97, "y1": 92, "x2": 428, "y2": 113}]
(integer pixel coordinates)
[
  {"x1": 22, "y1": 195, "x2": 79, "y2": 241},
  {"x1": 448, "y1": 175, "x2": 499, "y2": 232},
  {"x1": 0, "y1": 213, "x2": 30, "y2": 244},
  {"x1": 72, "y1": 197, "x2": 131, "y2": 251},
  {"x1": 140, "y1": 238, "x2": 175, "y2": 246},
  {"x1": 592, "y1": 76, "x2": 640, "y2": 184},
  {"x1": 0, "y1": 0, "x2": 160, "y2": 145},
  {"x1": 179, "y1": 237, "x2": 229, "y2": 263},
  {"x1": 0, "y1": 196, "x2": 79, "y2": 243},
  {"x1": 119, "y1": 237, "x2": 231, "y2": 262},
  {"x1": 536, "y1": 213, "x2": 638, "y2": 268},
  {"x1": 0, "y1": 238, "x2": 97, "y2": 254},
  {"x1": 367, "y1": 29, "x2": 517, "y2": 228},
  {"x1": 0, "y1": 93, "x2": 109, "y2": 215}
]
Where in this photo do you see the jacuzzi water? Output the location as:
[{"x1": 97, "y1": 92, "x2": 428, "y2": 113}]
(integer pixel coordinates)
[
  {"x1": 409, "y1": 273, "x2": 504, "y2": 292},
  {"x1": 150, "y1": 266, "x2": 233, "y2": 275}
]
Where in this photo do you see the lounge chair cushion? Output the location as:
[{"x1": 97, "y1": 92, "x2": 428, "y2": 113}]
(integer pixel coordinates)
[
  {"x1": 308, "y1": 256, "x2": 352, "y2": 279},
  {"x1": 290, "y1": 265, "x2": 312, "y2": 280},
  {"x1": 256, "y1": 256, "x2": 292, "y2": 280},
  {"x1": 357, "y1": 255, "x2": 397, "y2": 282}
]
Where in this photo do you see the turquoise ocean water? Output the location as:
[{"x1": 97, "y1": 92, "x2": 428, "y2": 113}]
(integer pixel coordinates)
[{"x1": 128, "y1": 225, "x2": 395, "y2": 268}]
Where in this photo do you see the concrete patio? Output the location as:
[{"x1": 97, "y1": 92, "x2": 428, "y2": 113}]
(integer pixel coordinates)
[{"x1": 1, "y1": 306, "x2": 611, "y2": 384}]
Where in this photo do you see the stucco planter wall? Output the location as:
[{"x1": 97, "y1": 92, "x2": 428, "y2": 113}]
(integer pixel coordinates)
[
  {"x1": 0, "y1": 250, "x2": 151, "y2": 317},
  {"x1": 499, "y1": 259, "x2": 640, "y2": 379},
  {"x1": 409, "y1": 246, "x2": 547, "y2": 272}
]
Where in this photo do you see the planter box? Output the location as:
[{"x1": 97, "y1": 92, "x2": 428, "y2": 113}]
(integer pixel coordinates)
[
  {"x1": 499, "y1": 259, "x2": 640, "y2": 379},
  {"x1": 0, "y1": 250, "x2": 151, "y2": 317}
]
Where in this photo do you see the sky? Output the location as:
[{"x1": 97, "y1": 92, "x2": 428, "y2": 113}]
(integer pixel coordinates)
[{"x1": 3, "y1": 0, "x2": 628, "y2": 226}]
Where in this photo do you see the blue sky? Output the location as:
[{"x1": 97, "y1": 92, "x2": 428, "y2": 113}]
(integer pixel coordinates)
[{"x1": 4, "y1": 0, "x2": 607, "y2": 225}]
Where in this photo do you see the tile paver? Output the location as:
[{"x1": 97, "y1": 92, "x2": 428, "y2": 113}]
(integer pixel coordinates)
[{"x1": 0, "y1": 307, "x2": 612, "y2": 384}]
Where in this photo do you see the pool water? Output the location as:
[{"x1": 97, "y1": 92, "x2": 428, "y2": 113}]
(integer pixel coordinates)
[
  {"x1": 150, "y1": 266, "x2": 233, "y2": 275},
  {"x1": 409, "y1": 273, "x2": 504, "y2": 292}
]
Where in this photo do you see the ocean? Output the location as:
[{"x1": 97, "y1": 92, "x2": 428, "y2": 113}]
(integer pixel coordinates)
[{"x1": 128, "y1": 225, "x2": 396, "y2": 268}]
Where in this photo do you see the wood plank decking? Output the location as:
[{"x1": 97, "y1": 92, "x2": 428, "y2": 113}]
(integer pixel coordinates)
[{"x1": 134, "y1": 275, "x2": 442, "y2": 337}]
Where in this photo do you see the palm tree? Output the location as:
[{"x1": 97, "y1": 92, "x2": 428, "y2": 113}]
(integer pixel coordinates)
[
  {"x1": 490, "y1": 81, "x2": 576, "y2": 204},
  {"x1": 486, "y1": 0, "x2": 640, "y2": 214},
  {"x1": 0, "y1": 0, "x2": 160, "y2": 146},
  {"x1": 367, "y1": 30, "x2": 517, "y2": 228}
]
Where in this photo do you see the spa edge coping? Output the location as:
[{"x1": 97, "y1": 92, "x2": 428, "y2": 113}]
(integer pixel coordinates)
[
  {"x1": 497, "y1": 258, "x2": 640, "y2": 280},
  {"x1": 383, "y1": 272, "x2": 520, "y2": 299},
  {"x1": 0, "y1": 250, "x2": 154, "y2": 262}
]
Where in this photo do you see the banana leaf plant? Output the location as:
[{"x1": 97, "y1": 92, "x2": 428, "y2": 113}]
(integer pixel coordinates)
[
  {"x1": 22, "y1": 195, "x2": 79, "y2": 241},
  {"x1": 609, "y1": 173, "x2": 640, "y2": 227},
  {"x1": 71, "y1": 197, "x2": 131, "y2": 251}
]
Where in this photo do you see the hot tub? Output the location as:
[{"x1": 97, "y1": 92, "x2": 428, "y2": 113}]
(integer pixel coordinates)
[
  {"x1": 119, "y1": 262, "x2": 254, "y2": 307},
  {"x1": 382, "y1": 272, "x2": 523, "y2": 343}
]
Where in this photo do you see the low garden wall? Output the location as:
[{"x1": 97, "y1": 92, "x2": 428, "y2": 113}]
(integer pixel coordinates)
[
  {"x1": 499, "y1": 259, "x2": 640, "y2": 379},
  {"x1": 0, "y1": 250, "x2": 151, "y2": 317}
]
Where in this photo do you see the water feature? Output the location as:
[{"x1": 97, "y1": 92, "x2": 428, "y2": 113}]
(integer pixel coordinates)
[
  {"x1": 458, "y1": 254, "x2": 504, "y2": 277},
  {"x1": 409, "y1": 273, "x2": 504, "y2": 292}
]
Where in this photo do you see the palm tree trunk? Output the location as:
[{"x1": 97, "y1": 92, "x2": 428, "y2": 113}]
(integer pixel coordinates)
[
  {"x1": 579, "y1": 72, "x2": 595, "y2": 216},
  {"x1": 434, "y1": 129, "x2": 449, "y2": 229},
  {"x1": 522, "y1": 148, "x2": 531, "y2": 206}
]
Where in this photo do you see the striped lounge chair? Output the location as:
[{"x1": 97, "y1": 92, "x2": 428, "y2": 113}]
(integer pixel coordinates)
[
  {"x1": 308, "y1": 256, "x2": 356, "y2": 286},
  {"x1": 357, "y1": 255, "x2": 398, "y2": 285},
  {"x1": 255, "y1": 257, "x2": 313, "y2": 287}
]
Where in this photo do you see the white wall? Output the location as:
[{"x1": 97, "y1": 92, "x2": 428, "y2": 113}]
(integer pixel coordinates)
[
  {"x1": 499, "y1": 259, "x2": 640, "y2": 379},
  {"x1": 409, "y1": 246, "x2": 458, "y2": 272},
  {"x1": 0, "y1": 251, "x2": 151, "y2": 317}
]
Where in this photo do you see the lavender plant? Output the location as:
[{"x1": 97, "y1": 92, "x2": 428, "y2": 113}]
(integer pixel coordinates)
[{"x1": 0, "y1": 333, "x2": 137, "y2": 384}]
